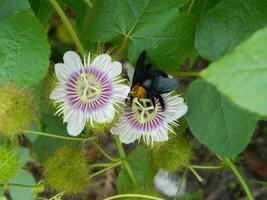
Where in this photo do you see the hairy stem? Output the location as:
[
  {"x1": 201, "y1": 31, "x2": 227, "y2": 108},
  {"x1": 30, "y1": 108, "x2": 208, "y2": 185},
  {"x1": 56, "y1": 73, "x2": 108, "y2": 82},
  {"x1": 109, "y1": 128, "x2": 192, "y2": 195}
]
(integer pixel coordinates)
[
  {"x1": 24, "y1": 130, "x2": 95, "y2": 142},
  {"x1": 187, "y1": 0, "x2": 196, "y2": 14},
  {"x1": 223, "y1": 157, "x2": 255, "y2": 200},
  {"x1": 48, "y1": 0, "x2": 85, "y2": 55},
  {"x1": 114, "y1": 136, "x2": 137, "y2": 187},
  {"x1": 188, "y1": 166, "x2": 203, "y2": 182},
  {"x1": 89, "y1": 161, "x2": 122, "y2": 178},
  {"x1": 92, "y1": 141, "x2": 118, "y2": 162},
  {"x1": 83, "y1": 0, "x2": 93, "y2": 7},
  {"x1": 104, "y1": 194, "x2": 165, "y2": 200},
  {"x1": 189, "y1": 164, "x2": 223, "y2": 170}
]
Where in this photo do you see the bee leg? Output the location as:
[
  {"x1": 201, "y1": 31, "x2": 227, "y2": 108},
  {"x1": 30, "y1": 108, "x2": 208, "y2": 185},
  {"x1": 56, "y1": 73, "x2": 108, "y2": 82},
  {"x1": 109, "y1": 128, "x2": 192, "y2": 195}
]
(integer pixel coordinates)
[
  {"x1": 125, "y1": 95, "x2": 133, "y2": 106},
  {"x1": 156, "y1": 95, "x2": 165, "y2": 110},
  {"x1": 151, "y1": 97, "x2": 156, "y2": 109}
]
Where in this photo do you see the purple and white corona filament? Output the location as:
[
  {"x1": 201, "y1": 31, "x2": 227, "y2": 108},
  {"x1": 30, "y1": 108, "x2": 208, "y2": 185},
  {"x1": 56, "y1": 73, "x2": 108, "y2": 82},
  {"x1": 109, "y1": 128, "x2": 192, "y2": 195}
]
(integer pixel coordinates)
[
  {"x1": 111, "y1": 93, "x2": 188, "y2": 145},
  {"x1": 50, "y1": 51, "x2": 130, "y2": 136}
]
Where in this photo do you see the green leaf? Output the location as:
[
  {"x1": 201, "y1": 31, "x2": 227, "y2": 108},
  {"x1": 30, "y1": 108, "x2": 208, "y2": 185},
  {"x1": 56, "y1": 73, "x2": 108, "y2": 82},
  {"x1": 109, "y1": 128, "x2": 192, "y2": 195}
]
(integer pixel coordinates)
[
  {"x1": 117, "y1": 146, "x2": 156, "y2": 193},
  {"x1": 82, "y1": 0, "x2": 195, "y2": 69},
  {"x1": 15, "y1": 147, "x2": 30, "y2": 168},
  {"x1": 201, "y1": 26, "x2": 267, "y2": 117},
  {"x1": 0, "y1": 0, "x2": 50, "y2": 86},
  {"x1": 186, "y1": 79, "x2": 258, "y2": 158},
  {"x1": 9, "y1": 170, "x2": 36, "y2": 200},
  {"x1": 188, "y1": 0, "x2": 222, "y2": 19},
  {"x1": 195, "y1": 0, "x2": 267, "y2": 61},
  {"x1": 32, "y1": 113, "x2": 78, "y2": 164},
  {"x1": 0, "y1": 0, "x2": 30, "y2": 19},
  {"x1": 28, "y1": 0, "x2": 53, "y2": 24}
]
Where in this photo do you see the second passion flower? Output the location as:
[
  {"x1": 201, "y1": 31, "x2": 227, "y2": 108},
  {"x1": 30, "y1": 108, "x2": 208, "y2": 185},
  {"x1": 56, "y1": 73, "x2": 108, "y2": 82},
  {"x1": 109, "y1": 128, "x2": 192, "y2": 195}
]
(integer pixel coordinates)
[
  {"x1": 111, "y1": 93, "x2": 188, "y2": 145},
  {"x1": 50, "y1": 51, "x2": 130, "y2": 136}
]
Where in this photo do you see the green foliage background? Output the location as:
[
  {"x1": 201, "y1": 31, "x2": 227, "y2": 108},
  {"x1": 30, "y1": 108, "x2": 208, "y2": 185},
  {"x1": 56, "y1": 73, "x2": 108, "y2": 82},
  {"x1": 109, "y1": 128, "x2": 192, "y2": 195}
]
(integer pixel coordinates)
[{"x1": 1, "y1": 0, "x2": 267, "y2": 199}]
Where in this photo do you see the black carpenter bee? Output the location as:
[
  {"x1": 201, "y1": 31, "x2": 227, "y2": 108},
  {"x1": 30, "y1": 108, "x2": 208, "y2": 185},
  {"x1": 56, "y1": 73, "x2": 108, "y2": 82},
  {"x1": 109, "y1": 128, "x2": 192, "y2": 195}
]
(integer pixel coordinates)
[{"x1": 127, "y1": 50, "x2": 179, "y2": 110}]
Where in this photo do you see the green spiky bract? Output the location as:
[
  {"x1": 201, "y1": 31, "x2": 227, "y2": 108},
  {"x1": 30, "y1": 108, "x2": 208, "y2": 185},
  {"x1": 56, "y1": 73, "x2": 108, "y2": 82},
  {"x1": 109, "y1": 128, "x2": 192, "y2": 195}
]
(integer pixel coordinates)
[
  {"x1": 85, "y1": 111, "x2": 120, "y2": 136},
  {"x1": 0, "y1": 147, "x2": 19, "y2": 181},
  {"x1": 0, "y1": 84, "x2": 35, "y2": 137},
  {"x1": 44, "y1": 146, "x2": 90, "y2": 194},
  {"x1": 151, "y1": 134, "x2": 192, "y2": 172}
]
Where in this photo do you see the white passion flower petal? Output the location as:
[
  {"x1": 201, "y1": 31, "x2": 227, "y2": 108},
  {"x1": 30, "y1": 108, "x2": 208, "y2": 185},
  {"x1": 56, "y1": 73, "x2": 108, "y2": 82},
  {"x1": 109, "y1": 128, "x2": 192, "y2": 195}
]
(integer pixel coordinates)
[
  {"x1": 63, "y1": 51, "x2": 83, "y2": 71},
  {"x1": 111, "y1": 93, "x2": 188, "y2": 145},
  {"x1": 91, "y1": 55, "x2": 122, "y2": 80},
  {"x1": 50, "y1": 51, "x2": 130, "y2": 136},
  {"x1": 67, "y1": 111, "x2": 86, "y2": 136}
]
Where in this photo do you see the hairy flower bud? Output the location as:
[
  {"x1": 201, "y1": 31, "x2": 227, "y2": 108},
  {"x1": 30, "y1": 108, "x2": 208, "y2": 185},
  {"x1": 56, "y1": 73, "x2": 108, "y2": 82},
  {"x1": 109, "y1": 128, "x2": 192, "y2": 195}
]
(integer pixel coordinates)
[
  {"x1": 0, "y1": 84, "x2": 35, "y2": 137},
  {"x1": 0, "y1": 147, "x2": 19, "y2": 181},
  {"x1": 151, "y1": 134, "x2": 192, "y2": 172},
  {"x1": 44, "y1": 146, "x2": 90, "y2": 194}
]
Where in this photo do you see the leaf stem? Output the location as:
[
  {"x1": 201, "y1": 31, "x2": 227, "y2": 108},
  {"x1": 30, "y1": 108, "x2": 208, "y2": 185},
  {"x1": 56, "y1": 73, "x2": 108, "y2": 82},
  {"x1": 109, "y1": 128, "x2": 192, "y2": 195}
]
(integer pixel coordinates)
[
  {"x1": 23, "y1": 130, "x2": 95, "y2": 142},
  {"x1": 90, "y1": 163, "x2": 115, "y2": 168},
  {"x1": 114, "y1": 136, "x2": 137, "y2": 187},
  {"x1": 188, "y1": 166, "x2": 203, "y2": 182},
  {"x1": 187, "y1": 0, "x2": 196, "y2": 14},
  {"x1": 83, "y1": 0, "x2": 93, "y2": 7},
  {"x1": 223, "y1": 157, "x2": 255, "y2": 200},
  {"x1": 89, "y1": 161, "x2": 122, "y2": 178},
  {"x1": 92, "y1": 141, "x2": 118, "y2": 162},
  {"x1": 48, "y1": 0, "x2": 85, "y2": 55},
  {"x1": 104, "y1": 194, "x2": 165, "y2": 200},
  {"x1": 189, "y1": 164, "x2": 223, "y2": 170}
]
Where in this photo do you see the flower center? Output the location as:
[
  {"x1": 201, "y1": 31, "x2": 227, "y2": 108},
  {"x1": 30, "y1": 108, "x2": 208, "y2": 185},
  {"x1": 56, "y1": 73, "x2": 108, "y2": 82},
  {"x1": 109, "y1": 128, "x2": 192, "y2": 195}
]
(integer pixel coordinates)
[
  {"x1": 76, "y1": 73, "x2": 102, "y2": 101},
  {"x1": 131, "y1": 98, "x2": 158, "y2": 123}
]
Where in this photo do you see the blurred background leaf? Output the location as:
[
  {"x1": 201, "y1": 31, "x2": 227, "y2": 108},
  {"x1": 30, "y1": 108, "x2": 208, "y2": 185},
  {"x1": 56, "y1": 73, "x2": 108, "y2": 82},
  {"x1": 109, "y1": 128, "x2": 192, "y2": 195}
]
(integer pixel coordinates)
[{"x1": 195, "y1": 0, "x2": 267, "y2": 60}]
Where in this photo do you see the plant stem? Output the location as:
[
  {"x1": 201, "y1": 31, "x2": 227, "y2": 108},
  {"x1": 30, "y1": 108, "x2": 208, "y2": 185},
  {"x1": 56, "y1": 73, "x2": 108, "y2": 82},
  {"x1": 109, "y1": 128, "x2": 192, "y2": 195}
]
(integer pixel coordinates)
[
  {"x1": 187, "y1": 0, "x2": 196, "y2": 14},
  {"x1": 115, "y1": 136, "x2": 126, "y2": 158},
  {"x1": 92, "y1": 141, "x2": 117, "y2": 162},
  {"x1": 188, "y1": 166, "x2": 203, "y2": 182},
  {"x1": 104, "y1": 194, "x2": 165, "y2": 200},
  {"x1": 48, "y1": 0, "x2": 85, "y2": 55},
  {"x1": 174, "y1": 170, "x2": 188, "y2": 200},
  {"x1": 223, "y1": 157, "x2": 255, "y2": 200},
  {"x1": 24, "y1": 130, "x2": 95, "y2": 142},
  {"x1": 90, "y1": 163, "x2": 114, "y2": 168},
  {"x1": 114, "y1": 136, "x2": 137, "y2": 187},
  {"x1": 0, "y1": 183, "x2": 35, "y2": 188},
  {"x1": 189, "y1": 165, "x2": 223, "y2": 170},
  {"x1": 90, "y1": 161, "x2": 122, "y2": 178},
  {"x1": 168, "y1": 71, "x2": 200, "y2": 77},
  {"x1": 83, "y1": 0, "x2": 93, "y2": 7}
]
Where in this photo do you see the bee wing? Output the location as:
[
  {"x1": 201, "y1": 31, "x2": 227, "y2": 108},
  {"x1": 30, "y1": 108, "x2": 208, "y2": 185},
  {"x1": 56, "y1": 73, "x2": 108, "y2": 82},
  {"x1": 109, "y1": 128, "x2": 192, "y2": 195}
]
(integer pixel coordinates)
[
  {"x1": 132, "y1": 50, "x2": 149, "y2": 87},
  {"x1": 152, "y1": 76, "x2": 179, "y2": 94}
]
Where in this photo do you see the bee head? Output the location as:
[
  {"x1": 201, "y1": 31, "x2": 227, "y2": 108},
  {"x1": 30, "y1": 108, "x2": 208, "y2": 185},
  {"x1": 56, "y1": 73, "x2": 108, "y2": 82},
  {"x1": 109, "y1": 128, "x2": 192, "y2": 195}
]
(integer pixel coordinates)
[{"x1": 130, "y1": 84, "x2": 147, "y2": 98}]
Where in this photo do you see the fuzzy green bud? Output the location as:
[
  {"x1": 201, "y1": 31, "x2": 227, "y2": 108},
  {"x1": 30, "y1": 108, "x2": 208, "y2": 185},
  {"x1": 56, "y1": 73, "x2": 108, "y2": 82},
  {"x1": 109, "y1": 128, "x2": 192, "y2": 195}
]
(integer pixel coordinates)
[
  {"x1": 0, "y1": 147, "x2": 19, "y2": 181},
  {"x1": 0, "y1": 84, "x2": 35, "y2": 137},
  {"x1": 151, "y1": 134, "x2": 192, "y2": 172},
  {"x1": 44, "y1": 146, "x2": 90, "y2": 194}
]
